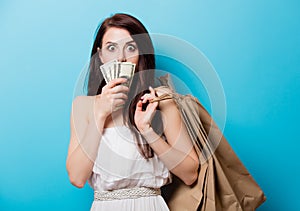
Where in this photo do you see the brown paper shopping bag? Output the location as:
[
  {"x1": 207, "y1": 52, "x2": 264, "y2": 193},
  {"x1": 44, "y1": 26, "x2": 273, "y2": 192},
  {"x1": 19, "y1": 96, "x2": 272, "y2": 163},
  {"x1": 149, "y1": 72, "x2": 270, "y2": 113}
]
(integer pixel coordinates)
[{"x1": 153, "y1": 75, "x2": 266, "y2": 211}]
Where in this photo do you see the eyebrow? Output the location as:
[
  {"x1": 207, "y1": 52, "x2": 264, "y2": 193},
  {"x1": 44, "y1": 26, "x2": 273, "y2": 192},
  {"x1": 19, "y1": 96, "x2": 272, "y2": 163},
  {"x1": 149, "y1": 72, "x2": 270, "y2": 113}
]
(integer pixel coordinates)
[{"x1": 104, "y1": 40, "x2": 136, "y2": 45}]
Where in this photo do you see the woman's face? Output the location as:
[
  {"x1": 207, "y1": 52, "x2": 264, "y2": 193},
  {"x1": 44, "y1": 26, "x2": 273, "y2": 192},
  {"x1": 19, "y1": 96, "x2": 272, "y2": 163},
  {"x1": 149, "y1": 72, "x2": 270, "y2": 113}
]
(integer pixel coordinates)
[{"x1": 99, "y1": 27, "x2": 139, "y2": 65}]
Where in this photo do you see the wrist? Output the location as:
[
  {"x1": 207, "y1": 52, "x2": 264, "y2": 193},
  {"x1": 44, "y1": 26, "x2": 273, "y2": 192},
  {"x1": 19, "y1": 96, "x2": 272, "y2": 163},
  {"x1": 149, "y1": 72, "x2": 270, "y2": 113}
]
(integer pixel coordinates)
[
  {"x1": 93, "y1": 109, "x2": 108, "y2": 132},
  {"x1": 96, "y1": 111, "x2": 108, "y2": 122},
  {"x1": 94, "y1": 95, "x2": 110, "y2": 121},
  {"x1": 139, "y1": 127, "x2": 160, "y2": 144},
  {"x1": 138, "y1": 124, "x2": 152, "y2": 135},
  {"x1": 94, "y1": 106, "x2": 109, "y2": 123}
]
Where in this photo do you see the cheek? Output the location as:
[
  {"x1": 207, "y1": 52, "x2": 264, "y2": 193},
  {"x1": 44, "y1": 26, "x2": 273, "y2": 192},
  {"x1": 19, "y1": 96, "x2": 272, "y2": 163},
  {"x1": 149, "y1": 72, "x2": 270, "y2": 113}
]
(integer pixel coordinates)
[
  {"x1": 99, "y1": 52, "x2": 112, "y2": 64},
  {"x1": 127, "y1": 55, "x2": 139, "y2": 65}
]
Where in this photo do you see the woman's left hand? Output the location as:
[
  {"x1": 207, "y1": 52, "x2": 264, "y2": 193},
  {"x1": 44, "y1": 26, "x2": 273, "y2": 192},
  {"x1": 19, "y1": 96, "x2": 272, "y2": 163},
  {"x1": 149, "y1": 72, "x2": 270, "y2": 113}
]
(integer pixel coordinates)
[{"x1": 134, "y1": 86, "x2": 158, "y2": 133}]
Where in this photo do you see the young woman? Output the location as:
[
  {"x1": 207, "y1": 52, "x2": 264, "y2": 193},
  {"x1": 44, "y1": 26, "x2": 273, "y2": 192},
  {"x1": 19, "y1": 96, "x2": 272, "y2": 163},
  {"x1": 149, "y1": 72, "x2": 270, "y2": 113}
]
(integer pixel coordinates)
[{"x1": 66, "y1": 13, "x2": 199, "y2": 210}]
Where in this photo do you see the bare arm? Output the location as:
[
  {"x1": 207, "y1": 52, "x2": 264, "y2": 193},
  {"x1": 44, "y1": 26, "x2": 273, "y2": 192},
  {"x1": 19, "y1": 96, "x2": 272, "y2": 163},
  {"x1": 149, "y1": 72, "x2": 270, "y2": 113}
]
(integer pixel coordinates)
[
  {"x1": 66, "y1": 78, "x2": 129, "y2": 188},
  {"x1": 135, "y1": 87, "x2": 199, "y2": 185},
  {"x1": 66, "y1": 96, "x2": 105, "y2": 188}
]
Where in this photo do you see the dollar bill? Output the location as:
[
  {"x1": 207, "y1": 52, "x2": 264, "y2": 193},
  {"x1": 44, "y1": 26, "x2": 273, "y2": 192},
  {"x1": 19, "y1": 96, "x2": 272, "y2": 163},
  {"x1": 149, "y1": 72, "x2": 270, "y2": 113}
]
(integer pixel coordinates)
[
  {"x1": 100, "y1": 59, "x2": 118, "y2": 83},
  {"x1": 100, "y1": 66, "x2": 109, "y2": 83},
  {"x1": 100, "y1": 60, "x2": 135, "y2": 87},
  {"x1": 118, "y1": 62, "x2": 135, "y2": 87}
]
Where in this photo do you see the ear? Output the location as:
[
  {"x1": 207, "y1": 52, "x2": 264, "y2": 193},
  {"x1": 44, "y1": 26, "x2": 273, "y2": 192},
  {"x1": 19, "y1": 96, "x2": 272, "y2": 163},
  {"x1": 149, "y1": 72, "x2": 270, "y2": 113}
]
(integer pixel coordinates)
[{"x1": 97, "y1": 47, "x2": 104, "y2": 63}]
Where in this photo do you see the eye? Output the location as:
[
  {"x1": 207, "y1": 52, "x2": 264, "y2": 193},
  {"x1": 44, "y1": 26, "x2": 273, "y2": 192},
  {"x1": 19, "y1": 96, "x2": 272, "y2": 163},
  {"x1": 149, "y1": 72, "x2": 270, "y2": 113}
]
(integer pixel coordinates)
[
  {"x1": 107, "y1": 44, "x2": 116, "y2": 52},
  {"x1": 126, "y1": 44, "x2": 137, "y2": 52}
]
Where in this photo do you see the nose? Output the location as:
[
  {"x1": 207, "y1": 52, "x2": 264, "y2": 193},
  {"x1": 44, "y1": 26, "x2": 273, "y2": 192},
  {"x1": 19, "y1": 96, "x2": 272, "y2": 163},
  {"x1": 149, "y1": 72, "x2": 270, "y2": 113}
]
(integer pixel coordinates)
[{"x1": 118, "y1": 49, "x2": 127, "y2": 62}]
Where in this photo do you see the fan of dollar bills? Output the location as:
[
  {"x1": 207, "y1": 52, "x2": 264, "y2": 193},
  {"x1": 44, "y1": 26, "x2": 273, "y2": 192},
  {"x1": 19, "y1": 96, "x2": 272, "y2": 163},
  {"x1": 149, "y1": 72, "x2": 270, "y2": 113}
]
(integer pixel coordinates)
[{"x1": 100, "y1": 60, "x2": 136, "y2": 88}]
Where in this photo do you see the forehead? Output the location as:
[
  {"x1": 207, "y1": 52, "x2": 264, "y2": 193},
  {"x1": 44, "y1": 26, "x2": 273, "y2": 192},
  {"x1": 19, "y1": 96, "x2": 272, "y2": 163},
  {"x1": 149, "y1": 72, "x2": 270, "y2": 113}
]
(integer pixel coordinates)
[{"x1": 102, "y1": 27, "x2": 134, "y2": 44}]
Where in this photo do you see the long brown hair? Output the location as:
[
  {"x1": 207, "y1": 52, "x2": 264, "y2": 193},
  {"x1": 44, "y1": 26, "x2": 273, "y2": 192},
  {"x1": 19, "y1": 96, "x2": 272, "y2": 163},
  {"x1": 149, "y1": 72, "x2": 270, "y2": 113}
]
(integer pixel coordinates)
[{"x1": 87, "y1": 13, "x2": 160, "y2": 159}]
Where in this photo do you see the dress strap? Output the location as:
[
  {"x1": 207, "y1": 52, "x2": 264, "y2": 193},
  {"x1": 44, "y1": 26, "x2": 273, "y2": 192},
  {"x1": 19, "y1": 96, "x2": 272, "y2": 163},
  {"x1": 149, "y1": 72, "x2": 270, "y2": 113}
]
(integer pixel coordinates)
[{"x1": 94, "y1": 187, "x2": 161, "y2": 201}]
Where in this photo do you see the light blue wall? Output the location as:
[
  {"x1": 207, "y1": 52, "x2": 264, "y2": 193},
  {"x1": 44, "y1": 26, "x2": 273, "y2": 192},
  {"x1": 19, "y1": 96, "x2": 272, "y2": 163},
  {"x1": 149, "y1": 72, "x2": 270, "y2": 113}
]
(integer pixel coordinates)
[{"x1": 1, "y1": 0, "x2": 299, "y2": 210}]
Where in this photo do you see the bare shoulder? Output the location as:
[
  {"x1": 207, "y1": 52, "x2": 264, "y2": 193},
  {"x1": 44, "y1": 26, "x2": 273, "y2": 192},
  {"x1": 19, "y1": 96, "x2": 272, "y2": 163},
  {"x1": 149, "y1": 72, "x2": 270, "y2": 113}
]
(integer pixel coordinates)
[
  {"x1": 72, "y1": 96, "x2": 95, "y2": 121},
  {"x1": 72, "y1": 95, "x2": 94, "y2": 107}
]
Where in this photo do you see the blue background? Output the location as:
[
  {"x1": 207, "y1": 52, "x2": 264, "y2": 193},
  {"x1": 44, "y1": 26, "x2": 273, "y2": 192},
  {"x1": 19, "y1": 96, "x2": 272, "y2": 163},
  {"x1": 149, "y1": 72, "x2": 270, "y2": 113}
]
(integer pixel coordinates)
[{"x1": 1, "y1": 0, "x2": 299, "y2": 210}]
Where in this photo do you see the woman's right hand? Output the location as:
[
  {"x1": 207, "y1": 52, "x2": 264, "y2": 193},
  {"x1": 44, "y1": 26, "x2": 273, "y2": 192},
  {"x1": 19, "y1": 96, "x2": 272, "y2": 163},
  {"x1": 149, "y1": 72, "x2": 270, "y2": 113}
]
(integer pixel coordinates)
[{"x1": 94, "y1": 78, "x2": 129, "y2": 121}]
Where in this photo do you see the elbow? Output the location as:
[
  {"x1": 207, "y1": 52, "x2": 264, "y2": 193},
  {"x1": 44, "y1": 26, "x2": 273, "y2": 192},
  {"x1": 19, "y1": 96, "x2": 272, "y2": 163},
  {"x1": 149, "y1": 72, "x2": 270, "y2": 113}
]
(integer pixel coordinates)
[
  {"x1": 66, "y1": 163, "x2": 86, "y2": 189},
  {"x1": 183, "y1": 162, "x2": 199, "y2": 186},
  {"x1": 70, "y1": 178, "x2": 85, "y2": 188},
  {"x1": 68, "y1": 172, "x2": 86, "y2": 188},
  {"x1": 183, "y1": 171, "x2": 198, "y2": 186}
]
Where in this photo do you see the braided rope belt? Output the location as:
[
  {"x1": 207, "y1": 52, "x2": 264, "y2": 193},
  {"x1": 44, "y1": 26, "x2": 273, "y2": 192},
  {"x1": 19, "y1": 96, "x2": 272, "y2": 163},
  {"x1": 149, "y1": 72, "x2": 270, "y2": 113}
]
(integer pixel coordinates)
[{"x1": 94, "y1": 187, "x2": 161, "y2": 201}]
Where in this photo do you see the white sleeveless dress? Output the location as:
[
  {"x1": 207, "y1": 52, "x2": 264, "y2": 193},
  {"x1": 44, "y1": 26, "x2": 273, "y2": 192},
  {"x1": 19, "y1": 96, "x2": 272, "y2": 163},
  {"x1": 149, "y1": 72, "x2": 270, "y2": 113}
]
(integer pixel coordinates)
[{"x1": 88, "y1": 125, "x2": 171, "y2": 211}]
